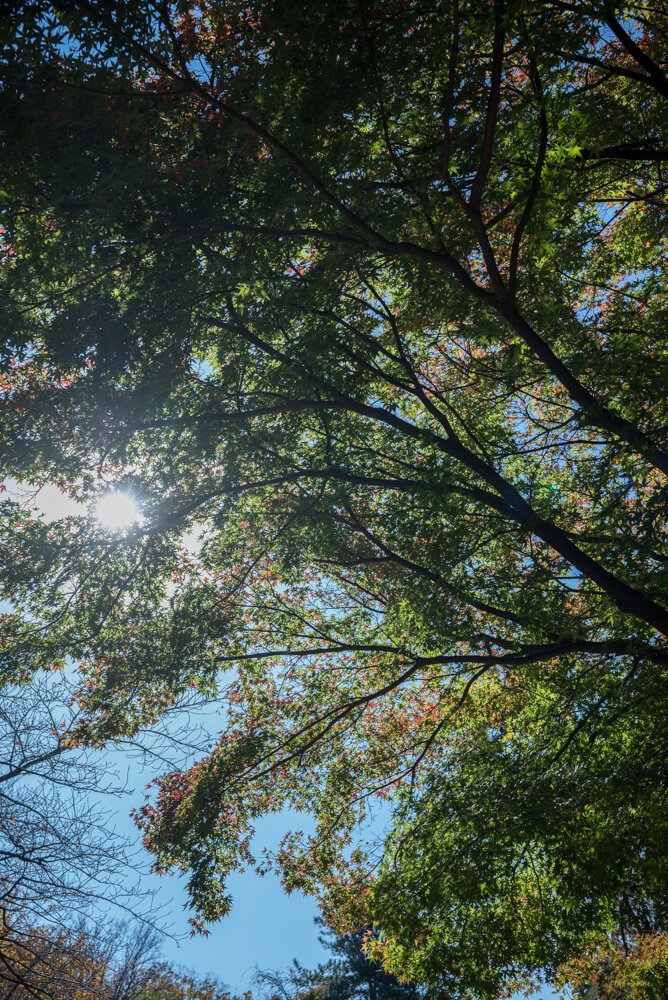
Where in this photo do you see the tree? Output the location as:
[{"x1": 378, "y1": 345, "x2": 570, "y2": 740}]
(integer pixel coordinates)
[
  {"x1": 0, "y1": 915, "x2": 242, "y2": 1000},
  {"x1": 254, "y1": 919, "x2": 420, "y2": 1000},
  {"x1": 0, "y1": 672, "x2": 149, "y2": 994},
  {"x1": 1, "y1": 1, "x2": 667, "y2": 996},
  {"x1": 0, "y1": 637, "x2": 213, "y2": 993}
]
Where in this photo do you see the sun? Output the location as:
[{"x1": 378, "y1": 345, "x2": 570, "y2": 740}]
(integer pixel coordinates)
[{"x1": 94, "y1": 491, "x2": 143, "y2": 531}]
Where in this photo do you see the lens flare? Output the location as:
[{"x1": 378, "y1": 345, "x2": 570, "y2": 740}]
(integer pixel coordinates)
[{"x1": 94, "y1": 492, "x2": 142, "y2": 531}]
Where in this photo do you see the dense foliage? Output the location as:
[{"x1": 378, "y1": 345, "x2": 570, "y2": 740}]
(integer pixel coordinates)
[{"x1": 1, "y1": 1, "x2": 667, "y2": 996}]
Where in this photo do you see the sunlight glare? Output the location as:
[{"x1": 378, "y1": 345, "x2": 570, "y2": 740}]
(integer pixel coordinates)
[{"x1": 94, "y1": 491, "x2": 142, "y2": 531}]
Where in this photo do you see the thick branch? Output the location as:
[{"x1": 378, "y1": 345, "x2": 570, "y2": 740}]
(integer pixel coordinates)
[
  {"x1": 604, "y1": 13, "x2": 668, "y2": 100},
  {"x1": 210, "y1": 311, "x2": 668, "y2": 636},
  {"x1": 470, "y1": 0, "x2": 505, "y2": 207}
]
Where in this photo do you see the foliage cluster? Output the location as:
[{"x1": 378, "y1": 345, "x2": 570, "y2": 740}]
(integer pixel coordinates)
[{"x1": 556, "y1": 933, "x2": 668, "y2": 1000}]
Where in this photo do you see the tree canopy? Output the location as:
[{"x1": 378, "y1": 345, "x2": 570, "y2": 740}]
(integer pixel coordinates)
[{"x1": 1, "y1": 1, "x2": 667, "y2": 997}]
